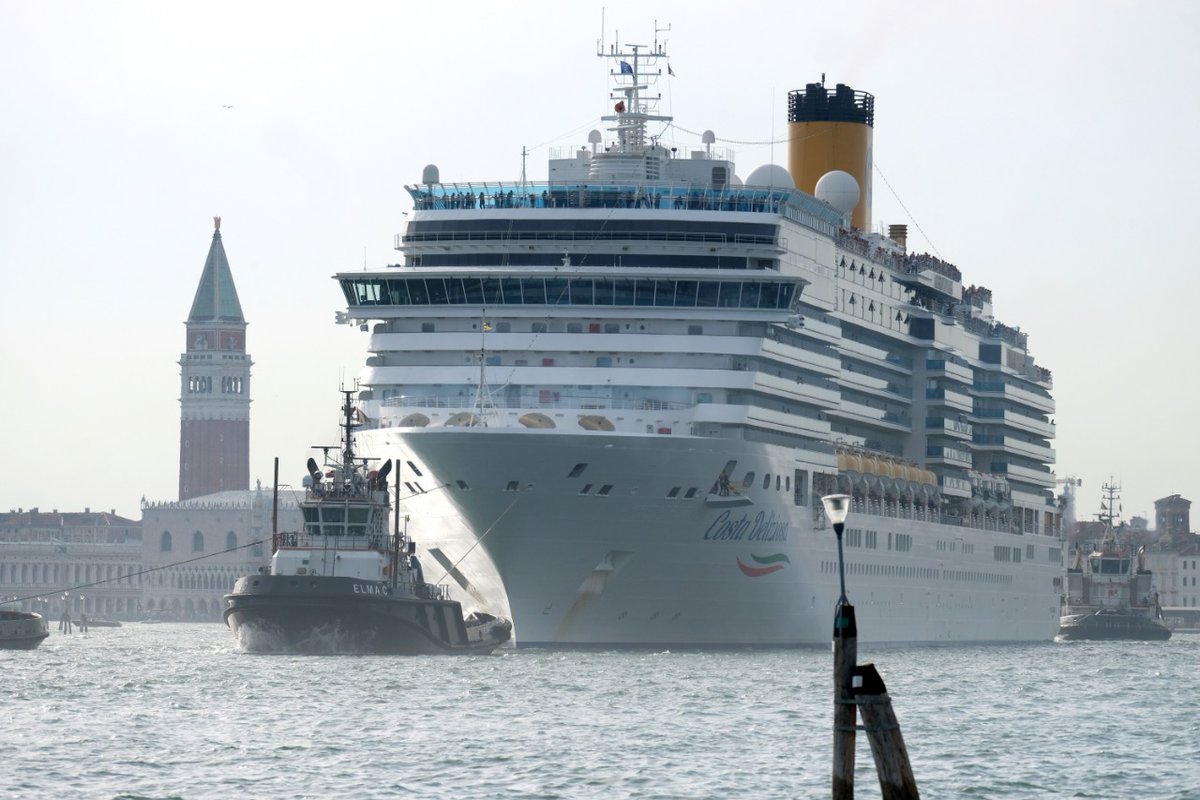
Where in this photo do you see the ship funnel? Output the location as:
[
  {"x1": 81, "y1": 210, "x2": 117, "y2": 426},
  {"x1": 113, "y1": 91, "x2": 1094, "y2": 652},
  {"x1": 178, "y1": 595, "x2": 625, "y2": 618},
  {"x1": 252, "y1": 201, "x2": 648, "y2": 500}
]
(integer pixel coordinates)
[
  {"x1": 888, "y1": 224, "x2": 908, "y2": 252},
  {"x1": 787, "y1": 82, "x2": 874, "y2": 230}
]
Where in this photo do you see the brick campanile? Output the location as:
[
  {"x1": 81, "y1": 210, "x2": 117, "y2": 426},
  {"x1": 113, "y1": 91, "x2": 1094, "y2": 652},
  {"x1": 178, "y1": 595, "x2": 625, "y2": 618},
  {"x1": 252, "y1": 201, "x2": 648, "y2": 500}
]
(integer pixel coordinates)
[{"x1": 179, "y1": 217, "x2": 251, "y2": 500}]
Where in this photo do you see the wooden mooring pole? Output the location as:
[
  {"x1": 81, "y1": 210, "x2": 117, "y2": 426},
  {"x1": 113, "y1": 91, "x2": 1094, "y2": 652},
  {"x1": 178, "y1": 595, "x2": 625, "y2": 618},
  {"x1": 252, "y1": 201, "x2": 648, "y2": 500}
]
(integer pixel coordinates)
[
  {"x1": 831, "y1": 603, "x2": 920, "y2": 800},
  {"x1": 824, "y1": 494, "x2": 919, "y2": 799},
  {"x1": 832, "y1": 602, "x2": 858, "y2": 800},
  {"x1": 854, "y1": 663, "x2": 919, "y2": 799}
]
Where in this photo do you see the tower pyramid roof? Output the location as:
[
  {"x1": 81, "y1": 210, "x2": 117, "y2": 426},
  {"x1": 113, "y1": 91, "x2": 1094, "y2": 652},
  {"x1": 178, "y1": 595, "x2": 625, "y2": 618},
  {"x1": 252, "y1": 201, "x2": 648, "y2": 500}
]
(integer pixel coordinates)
[{"x1": 188, "y1": 216, "x2": 245, "y2": 323}]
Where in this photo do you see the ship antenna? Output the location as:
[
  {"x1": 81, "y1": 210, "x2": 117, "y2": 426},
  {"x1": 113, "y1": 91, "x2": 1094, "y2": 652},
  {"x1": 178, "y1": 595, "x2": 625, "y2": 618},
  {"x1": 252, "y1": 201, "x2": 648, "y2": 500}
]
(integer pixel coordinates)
[
  {"x1": 654, "y1": 20, "x2": 670, "y2": 54},
  {"x1": 599, "y1": 25, "x2": 672, "y2": 160}
]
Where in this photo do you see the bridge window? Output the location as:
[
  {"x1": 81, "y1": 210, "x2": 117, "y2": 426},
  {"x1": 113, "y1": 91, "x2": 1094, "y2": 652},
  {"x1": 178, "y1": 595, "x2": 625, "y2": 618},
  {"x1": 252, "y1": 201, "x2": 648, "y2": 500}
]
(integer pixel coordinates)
[{"x1": 341, "y1": 277, "x2": 798, "y2": 311}]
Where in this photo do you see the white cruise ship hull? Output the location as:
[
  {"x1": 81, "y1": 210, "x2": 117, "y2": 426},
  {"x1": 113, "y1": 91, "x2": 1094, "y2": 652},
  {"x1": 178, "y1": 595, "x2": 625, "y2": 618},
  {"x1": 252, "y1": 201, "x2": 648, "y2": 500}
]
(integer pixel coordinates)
[{"x1": 360, "y1": 427, "x2": 1061, "y2": 647}]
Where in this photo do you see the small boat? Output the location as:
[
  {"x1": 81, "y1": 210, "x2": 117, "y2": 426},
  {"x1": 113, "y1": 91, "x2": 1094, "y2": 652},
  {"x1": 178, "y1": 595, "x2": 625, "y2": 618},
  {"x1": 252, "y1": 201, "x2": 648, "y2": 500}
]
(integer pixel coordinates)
[
  {"x1": 1058, "y1": 482, "x2": 1171, "y2": 642},
  {"x1": 224, "y1": 390, "x2": 512, "y2": 655},
  {"x1": 77, "y1": 619, "x2": 123, "y2": 628},
  {"x1": 0, "y1": 610, "x2": 50, "y2": 650}
]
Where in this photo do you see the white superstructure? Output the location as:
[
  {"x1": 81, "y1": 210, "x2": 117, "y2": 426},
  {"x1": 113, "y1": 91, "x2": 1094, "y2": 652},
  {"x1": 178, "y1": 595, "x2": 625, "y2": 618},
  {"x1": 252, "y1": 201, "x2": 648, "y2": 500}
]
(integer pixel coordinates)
[{"x1": 333, "y1": 34, "x2": 1064, "y2": 646}]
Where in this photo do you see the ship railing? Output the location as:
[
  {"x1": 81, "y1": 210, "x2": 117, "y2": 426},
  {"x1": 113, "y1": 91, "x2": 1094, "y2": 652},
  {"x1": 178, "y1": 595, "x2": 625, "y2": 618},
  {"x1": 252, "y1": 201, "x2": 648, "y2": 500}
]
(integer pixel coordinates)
[
  {"x1": 547, "y1": 144, "x2": 735, "y2": 162},
  {"x1": 404, "y1": 181, "x2": 794, "y2": 214},
  {"x1": 834, "y1": 230, "x2": 907, "y2": 272},
  {"x1": 379, "y1": 395, "x2": 692, "y2": 412},
  {"x1": 399, "y1": 229, "x2": 779, "y2": 247},
  {"x1": 305, "y1": 483, "x2": 385, "y2": 502},
  {"x1": 959, "y1": 315, "x2": 1030, "y2": 349},
  {"x1": 418, "y1": 582, "x2": 451, "y2": 601},
  {"x1": 273, "y1": 531, "x2": 390, "y2": 553},
  {"x1": 901, "y1": 252, "x2": 963, "y2": 283},
  {"x1": 815, "y1": 496, "x2": 957, "y2": 528},
  {"x1": 386, "y1": 579, "x2": 449, "y2": 600}
]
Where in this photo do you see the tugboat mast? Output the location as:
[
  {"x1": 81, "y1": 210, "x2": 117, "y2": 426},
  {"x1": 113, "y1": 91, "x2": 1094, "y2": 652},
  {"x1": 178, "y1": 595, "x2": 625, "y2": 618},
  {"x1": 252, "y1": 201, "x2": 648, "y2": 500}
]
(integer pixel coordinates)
[
  {"x1": 1095, "y1": 480, "x2": 1122, "y2": 529},
  {"x1": 341, "y1": 388, "x2": 359, "y2": 473}
]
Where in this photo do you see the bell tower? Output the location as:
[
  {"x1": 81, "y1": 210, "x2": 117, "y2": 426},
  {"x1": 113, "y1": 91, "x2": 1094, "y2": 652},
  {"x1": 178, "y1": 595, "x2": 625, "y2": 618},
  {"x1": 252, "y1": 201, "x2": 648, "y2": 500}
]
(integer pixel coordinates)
[{"x1": 179, "y1": 217, "x2": 251, "y2": 500}]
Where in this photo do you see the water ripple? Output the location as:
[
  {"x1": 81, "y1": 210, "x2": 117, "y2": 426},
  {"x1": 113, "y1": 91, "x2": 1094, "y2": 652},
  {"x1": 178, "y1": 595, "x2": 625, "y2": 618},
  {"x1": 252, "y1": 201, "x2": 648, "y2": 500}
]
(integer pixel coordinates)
[{"x1": 3, "y1": 625, "x2": 1199, "y2": 798}]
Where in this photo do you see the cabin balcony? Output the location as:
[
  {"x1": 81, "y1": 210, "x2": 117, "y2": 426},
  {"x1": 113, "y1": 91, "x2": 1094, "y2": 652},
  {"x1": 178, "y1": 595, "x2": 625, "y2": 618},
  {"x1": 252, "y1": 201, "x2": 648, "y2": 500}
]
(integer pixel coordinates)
[
  {"x1": 924, "y1": 358, "x2": 973, "y2": 382},
  {"x1": 972, "y1": 434, "x2": 1055, "y2": 463},
  {"x1": 925, "y1": 416, "x2": 973, "y2": 440},
  {"x1": 971, "y1": 381, "x2": 1055, "y2": 414},
  {"x1": 926, "y1": 445, "x2": 973, "y2": 466},
  {"x1": 925, "y1": 387, "x2": 973, "y2": 413},
  {"x1": 989, "y1": 461, "x2": 1056, "y2": 489}
]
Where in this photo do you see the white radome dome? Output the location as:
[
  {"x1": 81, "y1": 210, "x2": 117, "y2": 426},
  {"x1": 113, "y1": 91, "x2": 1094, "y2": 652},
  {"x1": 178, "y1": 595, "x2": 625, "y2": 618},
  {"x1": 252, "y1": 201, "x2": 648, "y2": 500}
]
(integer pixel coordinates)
[
  {"x1": 814, "y1": 170, "x2": 860, "y2": 215},
  {"x1": 744, "y1": 163, "x2": 795, "y2": 189}
]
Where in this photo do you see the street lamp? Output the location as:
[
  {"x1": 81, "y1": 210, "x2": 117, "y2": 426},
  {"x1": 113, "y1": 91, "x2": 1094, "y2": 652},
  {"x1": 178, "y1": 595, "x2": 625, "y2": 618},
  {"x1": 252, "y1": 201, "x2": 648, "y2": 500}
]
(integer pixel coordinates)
[{"x1": 821, "y1": 494, "x2": 852, "y2": 605}]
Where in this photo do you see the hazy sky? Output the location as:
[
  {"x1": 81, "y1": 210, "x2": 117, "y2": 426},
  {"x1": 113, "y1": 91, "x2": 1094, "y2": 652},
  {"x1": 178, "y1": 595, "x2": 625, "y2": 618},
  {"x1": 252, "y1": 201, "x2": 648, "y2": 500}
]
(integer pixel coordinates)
[{"x1": 2, "y1": 1, "x2": 1197, "y2": 525}]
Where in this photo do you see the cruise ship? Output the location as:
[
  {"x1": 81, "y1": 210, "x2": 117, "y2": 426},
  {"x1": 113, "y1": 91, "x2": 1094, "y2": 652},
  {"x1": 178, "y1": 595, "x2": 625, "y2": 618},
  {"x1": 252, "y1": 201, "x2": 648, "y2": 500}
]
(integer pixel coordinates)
[{"x1": 333, "y1": 34, "x2": 1065, "y2": 646}]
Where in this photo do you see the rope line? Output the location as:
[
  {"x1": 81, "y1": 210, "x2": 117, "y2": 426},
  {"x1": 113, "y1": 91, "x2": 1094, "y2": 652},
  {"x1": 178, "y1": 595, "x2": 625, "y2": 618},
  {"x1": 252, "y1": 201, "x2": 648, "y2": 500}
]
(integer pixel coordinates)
[
  {"x1": 432, "y1": 491, "x2": 525, "y2": 586},
  {"x1": 1, "y1": 485, "x2": 448, "y2": 607},
  {"x1": 2, "y1": 538, "x2": 271, "y2": 606},
  {"x1": 873, "y1": 161, "x2": 942, "y2": 259}
]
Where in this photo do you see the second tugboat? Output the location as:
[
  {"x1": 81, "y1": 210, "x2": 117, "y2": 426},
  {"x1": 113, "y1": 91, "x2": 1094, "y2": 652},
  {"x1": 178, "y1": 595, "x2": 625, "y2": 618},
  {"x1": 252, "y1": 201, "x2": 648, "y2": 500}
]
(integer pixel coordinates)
[
  {"x1": 0, "y1": 609, "x2": 50, "y2": 650},
  {"x1": 224, "y1": 391, "x2": 512, "y2": 654},
  {"x1": 1058, "y1": 482, "x2": 1171, "y2": 642}
]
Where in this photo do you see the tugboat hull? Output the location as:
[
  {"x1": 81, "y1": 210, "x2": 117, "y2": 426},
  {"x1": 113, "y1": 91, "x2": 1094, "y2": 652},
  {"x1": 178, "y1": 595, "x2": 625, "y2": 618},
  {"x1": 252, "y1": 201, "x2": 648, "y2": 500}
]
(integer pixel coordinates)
[
  {"x1": 224, "y1": 575, "x2": 510, "y2": 655},
  {"x1": 0, "y1": 611, "x2": 50, "y2": 650},
  {"x1": 1057, "y1": 612, "x2": 1172, "y2": 642}
]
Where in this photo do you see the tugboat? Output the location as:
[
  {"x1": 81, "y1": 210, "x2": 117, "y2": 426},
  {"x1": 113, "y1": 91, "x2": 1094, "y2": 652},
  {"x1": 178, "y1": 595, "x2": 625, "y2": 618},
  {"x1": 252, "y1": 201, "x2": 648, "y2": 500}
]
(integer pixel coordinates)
[
  {"x1": 224, "y1": 391, "x2": 512, "y2": 654},
  {"x1": 1058, "y1": 482, "x2": 1171, "y2": 641},
  {"x1": 0, "y1": 609, "x2": 50, "y2": 650}
]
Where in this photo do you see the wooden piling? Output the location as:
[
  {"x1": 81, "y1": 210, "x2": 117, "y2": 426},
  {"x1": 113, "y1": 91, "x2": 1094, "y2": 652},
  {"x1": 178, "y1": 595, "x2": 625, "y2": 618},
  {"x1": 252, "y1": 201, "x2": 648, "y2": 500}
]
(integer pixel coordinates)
[
  {"x1": 823, "y1": 493, "x2": 919, "y2": 799},
  {"x1": 832, "y1": 602, "x2": 857, "y2": 800},
  {"x1": 854, "y1": 663, "x2": 920, "y2": 800}
]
